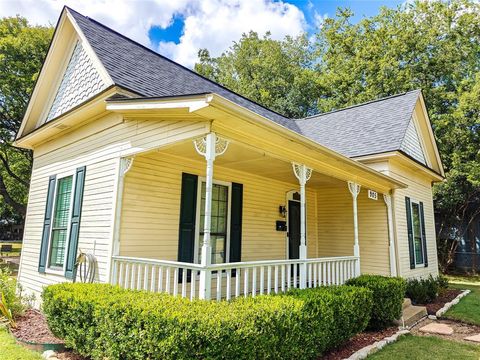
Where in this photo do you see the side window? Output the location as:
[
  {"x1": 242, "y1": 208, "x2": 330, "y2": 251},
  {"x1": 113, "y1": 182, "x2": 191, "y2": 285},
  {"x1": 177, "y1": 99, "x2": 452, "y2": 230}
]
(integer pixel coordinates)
[
  {"x1": 406, "y1": 196, "x2": 428, "y2": 268},
  {"x1": 411, "y1": 202, "x2": 424, "y2": 266},
  {"x1": 39, "y1": 166, "x2": 86, "y2": 277},
  {"x1": 48, "y1": 176, "x2": 74, "y2": 268},
  {"x1": 197, "y1": 182, "x2": 230, "y2": 265}
]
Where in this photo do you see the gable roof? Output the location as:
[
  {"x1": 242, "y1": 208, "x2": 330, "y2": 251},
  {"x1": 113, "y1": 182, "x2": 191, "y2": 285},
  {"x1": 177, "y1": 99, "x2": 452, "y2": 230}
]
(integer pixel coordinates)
[
  {"x1": 66, "y1": 8, "x2": 299, "y2": 132},
  {"x1": 17, "y1": 7, "x2": 443, "y2": 178},
  {"x1": 295, "y1": 90, "x2": 422, "y2": 159}
]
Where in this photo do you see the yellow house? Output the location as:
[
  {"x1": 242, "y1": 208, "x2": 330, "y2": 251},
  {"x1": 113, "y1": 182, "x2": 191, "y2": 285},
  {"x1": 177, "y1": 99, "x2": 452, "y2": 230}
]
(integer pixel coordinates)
[{"x1": 15, "y1": 7, "x2": 444, "y2": 302}]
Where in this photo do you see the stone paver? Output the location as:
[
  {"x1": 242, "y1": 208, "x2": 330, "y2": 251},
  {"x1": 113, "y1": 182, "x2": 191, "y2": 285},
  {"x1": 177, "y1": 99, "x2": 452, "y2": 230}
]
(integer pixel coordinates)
[
  {"x1": 464, "y1": 334, "x2": 480, "y2": 343},
  {"x1": 419, "y1": 323, "x2": 454, "y2": 335}
]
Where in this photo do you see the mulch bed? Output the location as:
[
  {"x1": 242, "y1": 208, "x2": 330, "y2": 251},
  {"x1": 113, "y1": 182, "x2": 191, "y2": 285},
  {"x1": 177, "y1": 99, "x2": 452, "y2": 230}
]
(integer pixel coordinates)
[
  {"x1": 10, "y1": 309, "x2": 87, "y2": 359},
  {"x1": 11, "y1": 309, "x2": 63, "y2": 344},
  {"x1": 421, "y1": 289, "x2": 462, "y2": 315},
  {"x1": 321, "y1": 327, "x2": 398, "y2": 360}
]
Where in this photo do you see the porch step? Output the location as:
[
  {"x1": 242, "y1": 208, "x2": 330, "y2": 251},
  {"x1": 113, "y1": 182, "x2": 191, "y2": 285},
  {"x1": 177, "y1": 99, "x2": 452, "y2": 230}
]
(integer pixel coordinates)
[
  {"x1": 395, "y1": 298, "x2": 427, "y2": 328},
  {"x1": 402, "y1": 298, "x2": 412, "y2": 309}
]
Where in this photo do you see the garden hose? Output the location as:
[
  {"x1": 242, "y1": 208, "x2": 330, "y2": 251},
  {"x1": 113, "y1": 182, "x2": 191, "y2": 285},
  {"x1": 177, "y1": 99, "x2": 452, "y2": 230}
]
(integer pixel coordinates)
[{"x1": 73, "y1": 250, "x2": 97, "y2": 283}]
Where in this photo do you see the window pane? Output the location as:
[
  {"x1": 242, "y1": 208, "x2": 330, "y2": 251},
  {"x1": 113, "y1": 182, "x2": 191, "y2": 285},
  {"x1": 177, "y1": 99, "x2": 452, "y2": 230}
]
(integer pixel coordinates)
[
  {"x1": 212, "y1": 185, "x2": 219, "y2": 201},
  {"x1": 211, "y1": 199, "x2": 219, "y2": 217},
  {"x1": 53, "y1": 177, "x2": 73, "y2": 228},
  {"x1": 412, "y1": 203, "x2": 424, "y2": 265},
  {"x1": 211, "y1": 236, "x2": 225, "y2": 264},
  {"x1": 49, "y1": 176, "x2": 73, "y2": 268},
  {"x1": 50, "y1": 229, "x2": 67, "y2": 267},
  {"x1": 217, "y1": 216, "x2": 226, "y2": 233},
  {"x1": 198, "y1": 182, "x2": 228, "y2": 264}
]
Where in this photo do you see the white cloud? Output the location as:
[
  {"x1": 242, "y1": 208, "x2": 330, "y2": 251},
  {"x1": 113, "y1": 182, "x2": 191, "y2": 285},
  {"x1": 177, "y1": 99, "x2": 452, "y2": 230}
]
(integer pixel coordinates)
[
  {"x1": 0, "y1": 0, "x2": 307, "y2": 67},
  {"x1": 0, "y1": 0, "x2": 192, "y2": 47},
  {"x1": 158, "y1": 0, "x2": 307, "y2": 67}
]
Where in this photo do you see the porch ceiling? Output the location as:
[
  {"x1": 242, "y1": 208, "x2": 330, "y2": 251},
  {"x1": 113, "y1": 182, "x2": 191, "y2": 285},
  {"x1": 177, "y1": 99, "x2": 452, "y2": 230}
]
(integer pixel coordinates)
[
  {"x1": 161, "y1": 138, "x2": 344, "y2": 187},
  {"x1": 105, "y1": 93, "x2": 406, "y2": 192}
]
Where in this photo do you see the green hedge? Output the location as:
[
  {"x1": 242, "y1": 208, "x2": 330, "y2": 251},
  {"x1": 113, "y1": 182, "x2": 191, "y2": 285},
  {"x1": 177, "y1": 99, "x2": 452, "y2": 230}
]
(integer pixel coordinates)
[
  {"x1": 42, "y1": 283, "x2": 372, "y2": 360},
  {"x1": 405, "y1": 275, "x2": 448, "y2": 304},
  {"x1": 346, "y1": 274, "x2": 406, "y2": 329},
  {"x1": 287, "y1": 286, "x2": 373, "y2": 349}
]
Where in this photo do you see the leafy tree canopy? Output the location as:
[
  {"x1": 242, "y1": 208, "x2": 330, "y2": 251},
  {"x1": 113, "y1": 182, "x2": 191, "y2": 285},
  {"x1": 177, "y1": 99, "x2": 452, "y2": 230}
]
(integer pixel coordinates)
[
  {"x1": 195, "y1": 31, "x2": 319, "y2": 118},
  {"x1": 0, "y1": 16, "x2": 52, "y2": 223}
]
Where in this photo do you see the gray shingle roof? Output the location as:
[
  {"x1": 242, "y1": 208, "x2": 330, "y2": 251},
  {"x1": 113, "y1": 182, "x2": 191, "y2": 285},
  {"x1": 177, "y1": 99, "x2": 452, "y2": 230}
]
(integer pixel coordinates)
[
  {"x1": 295, "y1": 90, "x2": 421, "y2": 158},
  {"x1": 67, "y1": 8, "x2": 299, "y2": 132},
  {"x1": 68, "y1": 7, "x2": 421, "y2": 159}
]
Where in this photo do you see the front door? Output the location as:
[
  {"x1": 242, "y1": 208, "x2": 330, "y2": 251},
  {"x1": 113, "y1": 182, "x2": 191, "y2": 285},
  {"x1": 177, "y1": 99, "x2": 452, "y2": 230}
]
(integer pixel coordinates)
[{"x1": 288, "y1": 200, "x2": 301, "y2": 259}]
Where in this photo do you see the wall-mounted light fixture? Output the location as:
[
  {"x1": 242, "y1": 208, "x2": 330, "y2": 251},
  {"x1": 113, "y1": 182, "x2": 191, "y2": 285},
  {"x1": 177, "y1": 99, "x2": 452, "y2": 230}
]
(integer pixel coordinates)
[{"x1": 279, "y1": 205, "x2": 287, "y2": 218}]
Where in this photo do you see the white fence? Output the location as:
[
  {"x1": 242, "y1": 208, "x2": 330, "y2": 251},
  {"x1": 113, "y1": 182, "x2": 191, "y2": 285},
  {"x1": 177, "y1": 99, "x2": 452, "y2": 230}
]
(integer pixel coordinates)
[{"x1": 111, "y1": 255, "x2": 359, "y2": 301}]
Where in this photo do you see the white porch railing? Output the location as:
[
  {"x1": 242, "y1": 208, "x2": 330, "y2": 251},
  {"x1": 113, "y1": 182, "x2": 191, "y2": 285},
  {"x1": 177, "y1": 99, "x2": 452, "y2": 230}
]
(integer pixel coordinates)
[{"x1": 111, "y1": 255, "x2": 359, "y2": 301}]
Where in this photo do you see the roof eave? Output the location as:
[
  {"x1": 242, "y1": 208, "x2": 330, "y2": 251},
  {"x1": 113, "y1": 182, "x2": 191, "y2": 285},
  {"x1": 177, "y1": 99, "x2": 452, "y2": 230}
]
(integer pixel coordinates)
[{"x1": 105, "y1": 93, "x2": 213, "y2": 113}]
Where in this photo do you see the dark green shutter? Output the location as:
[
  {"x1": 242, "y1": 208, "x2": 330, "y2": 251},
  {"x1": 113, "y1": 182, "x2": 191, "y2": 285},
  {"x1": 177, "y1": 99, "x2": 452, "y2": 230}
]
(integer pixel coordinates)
[
  {"x1": 405, "y1": 197, "x2": 415, "y2": 269},
  {"x1": 38, "y1": 175, "x2": 56, "y2": 273},
  {"x1": 65, "y1": 166, "x2": 86, "y2": 279},
  {"x1": 229, "y1": 183, "x2": 243, "y2": 263},
  {"x1": 419, "y1": 202, "x2": 428, "y2": 267},
  {"x1": 178, "y1": 173, "x2": 198, "y2": 264}
]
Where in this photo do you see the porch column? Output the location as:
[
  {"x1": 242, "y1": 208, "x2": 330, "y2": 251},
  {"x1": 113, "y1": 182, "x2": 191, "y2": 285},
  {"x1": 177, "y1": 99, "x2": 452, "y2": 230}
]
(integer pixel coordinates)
[
  {"x1": 292, "y1": 163, "x2": 312, "y2": 289},
  {"x1": 383, "y1": 194, "x2": 397, "y2": 276},
  {"x1": 194, "y1": 132, "x2": 229, "y2": 299},
  {"x1": 348, "y1": 181, "x2": 361, "y2": 276},
  {"x1": 110, "y1": 157, "x2": 134, "y2": 284}
]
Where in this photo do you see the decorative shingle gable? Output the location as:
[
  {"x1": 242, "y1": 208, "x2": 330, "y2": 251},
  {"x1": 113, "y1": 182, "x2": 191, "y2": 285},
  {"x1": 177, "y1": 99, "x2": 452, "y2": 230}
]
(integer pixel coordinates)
[
  {"x1": 400, "y1": 119, "x2": 426, "y2": 164},
  {"x1": 47, "y1": 41, "x2": 107, "y2": 121}
]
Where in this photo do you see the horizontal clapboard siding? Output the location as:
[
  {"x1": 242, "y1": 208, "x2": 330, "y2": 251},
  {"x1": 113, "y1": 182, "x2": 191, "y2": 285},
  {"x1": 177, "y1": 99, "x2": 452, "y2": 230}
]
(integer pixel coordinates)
[
  {"x1": 119, "y1": 152, "x2": 319, "y2": 262},
  {"x1": 18, "y1": 113, "x2": 209, "y2": 301},
  {"x1": 387, "y1": 161, "x2": 438, "y2": 278},
  {"x1": 317, "y1": 184, "x2": 390, "y2": 276}
]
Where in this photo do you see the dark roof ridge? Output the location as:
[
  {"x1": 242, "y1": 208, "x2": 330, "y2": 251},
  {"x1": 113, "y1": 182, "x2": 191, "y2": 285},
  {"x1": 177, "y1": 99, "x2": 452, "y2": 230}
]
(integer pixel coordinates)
[
  {"x1": 295, "y1": 89, "x2": 421, "y2": 122},
  {"x1": 65, "y1": 6, "x2": 291, "y2": 122}
]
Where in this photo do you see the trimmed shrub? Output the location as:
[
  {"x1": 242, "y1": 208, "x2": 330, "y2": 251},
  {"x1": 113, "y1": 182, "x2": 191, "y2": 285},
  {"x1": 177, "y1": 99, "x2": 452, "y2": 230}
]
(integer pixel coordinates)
[
  {"x1": 43, "y1": 283, "x2": 372, "y2": 360},
  {"x1": 346, "y1": 274, "x2": 406, "y2": 329},
  {"x1": 405, "y1": 275, "x2": 446, "y2": 304},
  {"x1": 287, "y1": 286, "x2": 373, "y2": 349},
  {"x1": 437, "y1": 274, "x2": 449, "y2": 291}
]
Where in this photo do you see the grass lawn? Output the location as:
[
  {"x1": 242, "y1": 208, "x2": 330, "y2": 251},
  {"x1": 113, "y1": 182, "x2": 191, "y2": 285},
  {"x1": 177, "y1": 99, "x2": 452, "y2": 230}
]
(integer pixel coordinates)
[
  {"x1": 368, "y1": 334, "x2": 480, "y2": 359},
  {"x1": 0, "y1": 328, "x2": 43, "y2": 360},
  {"x1": 0, "y1": 241, "x2": 22, "y2": 256},
  {"x1": 444, "y1": 274, "x2": 480, "y2": 326}
]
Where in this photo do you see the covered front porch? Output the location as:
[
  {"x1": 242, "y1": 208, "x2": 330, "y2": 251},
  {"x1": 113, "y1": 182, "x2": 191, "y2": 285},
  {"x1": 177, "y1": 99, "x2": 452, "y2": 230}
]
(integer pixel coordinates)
[{"x1": 107, "y1": 127, "x2": 402, "y2": 300}]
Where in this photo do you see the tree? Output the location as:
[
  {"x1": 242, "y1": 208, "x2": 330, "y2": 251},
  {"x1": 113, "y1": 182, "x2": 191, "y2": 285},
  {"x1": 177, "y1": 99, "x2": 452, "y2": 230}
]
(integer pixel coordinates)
[
  {"x1": 0, "y1": 16, "x2": 52, "y2": 225},
  {"x1": 314, "y1": 0, "x2": 480, "y2": 272},
  {"x1": 195, "y1": 31, "x2": 319, "y2": 118}
]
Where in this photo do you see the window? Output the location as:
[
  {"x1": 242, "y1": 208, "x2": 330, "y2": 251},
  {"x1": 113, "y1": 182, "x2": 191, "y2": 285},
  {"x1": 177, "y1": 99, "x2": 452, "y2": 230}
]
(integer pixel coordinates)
[
  {"x1": 411, "y1": 202, "x2": 424, "y2": 265},
  {"x1": 196, "y1": 181, "x2": 230, "y2": 264},
  {"x1": 48, "y1": 176, "x2": 73, "y2": 268}
]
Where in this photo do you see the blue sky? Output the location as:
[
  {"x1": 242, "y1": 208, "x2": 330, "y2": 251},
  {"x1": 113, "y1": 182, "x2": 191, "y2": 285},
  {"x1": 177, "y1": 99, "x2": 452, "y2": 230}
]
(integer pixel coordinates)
[
  {"x1": 149, "y1": 1, "x2": 405, "y2": 47},
  {"x1": 1, "y1": 0, "x2": 406, "y2": 67}
]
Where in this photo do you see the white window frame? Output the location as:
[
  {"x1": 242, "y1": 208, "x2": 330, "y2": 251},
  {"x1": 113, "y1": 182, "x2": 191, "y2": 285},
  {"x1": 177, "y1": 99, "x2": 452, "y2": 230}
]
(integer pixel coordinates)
[
  {"x1": 193, "y1": 178, "x2": 232, "y2": 265},
  {"x1": 45, "y1": 172, "x2": 76, "y2": 274},
  {"x1": 409, "y1": 198, "x2": 425, "y2": 268}
]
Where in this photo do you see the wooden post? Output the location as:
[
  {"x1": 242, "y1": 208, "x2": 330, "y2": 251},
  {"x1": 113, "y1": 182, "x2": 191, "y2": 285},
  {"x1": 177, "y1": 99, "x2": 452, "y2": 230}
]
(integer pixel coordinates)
[
  {"x1": 383, "y1": 193, "x2": 397, "y2": 277},
  {"x1": 348, "y1": 181, "x2": 361, "y2": 277},
  {"x1": 194, "y1": 133, "x2": 229, "y2": 299},
  {"x1": 292, "y1": 163, "x2": 312, "y2": 289},
  {"x1": 199, "y1": 133, "x2": 215, "y2": 299},
  {"x1": 109, "y1": 157, "x2": 134, "y2": 284}
]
